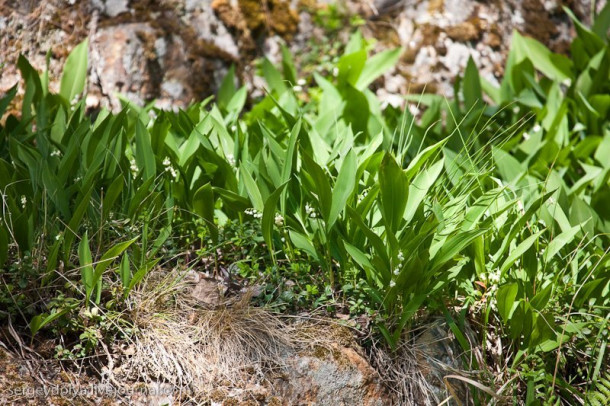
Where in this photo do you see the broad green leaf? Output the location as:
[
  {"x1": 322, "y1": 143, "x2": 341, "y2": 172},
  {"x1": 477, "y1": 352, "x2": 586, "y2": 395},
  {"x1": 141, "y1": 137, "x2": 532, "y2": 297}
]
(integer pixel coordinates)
[
  {"x1": 499, "y1": 229, "x2": 545, "y2": 275},
  {"x1": 289, "y1": 230, "x2": 319, "y2": 260},
  {"x1": 64, "y1": 187, "x2": 93, "y2": 260},
  {"x1": 463, "y1": 56, "x2": 482, "y2": 111},
  {"x1": 511, "y1": 31, "x2": 572, "y2": 83},
  {"x1": 355, "y1": 48, "x2": 401, "y2": 90},
  {"x1": 405, "y1": 139, "x2": 447, "y2": 180},
  {"x1": 30, "y1": 309, "x2": 70, "y2": 336},
  {"x1": 102, "y1": 176, "x2": 124, "y2": 221},
  {"x1": 261, "y1": 58, "x2": 287, "y2": 95},
  {"x1": 126, "y1": 258, "x2": 160, "y2": 296},
  {"x1": 78, "y1": 231, "x2": 94, "y2": 303},
  {"x1": 226, "y1": 86, "x2": 247, "y2": 114},
  {"x1": 344, "y1": 242, "x2": 382, "y2": 287},
  {"x1": 59, "y1": 38, "x2": 89, "y2": 102},
  {"x1": 429, "y1": 229, "x2": 487, "y2": 272},
  {"x1": 262, "y1": 182, "x2": 288, "y2": 262},
  {"x1": 337, "y1": 50, "x2": 366, "y2": 87},
  {"x1": 530, "y1": 285, "x2": 553, "y2": 311},
  {"x1": 0, "y1": 226, "x2": 8, "y2": 268},
  {"x1": 118, "y1": 254, "x2": 131, "y2": 290},
  {"x1": 379, "y1": 153, "x2": 408, "y2": 233},
  {"x1": 90, "y1": 237, "x2": 138, "y2": 304},
  {"x1": 543, "y1": 222, "x2": 587, "y2": 263},
  {"x1": 135, "y1": 119, "x2": 156, "y2": 180},
  {"x1": 240, "y1": 164, "x2": 264, "y2": 211},
  {"x1": 217, "y1": 64, "x2": 236, "y2": 110},
  {"x1": 193, "y1": 183, "x2": 218, "y2": 242},
  {"x1": 328, "y1": 149, "x2": 357, "y2": 229},
  {"x1": 0, "y1": 84, "x2": 17, "y2": 118},
  {"x1": 404, "y1": 158, "x2": 443, "y2": 223},
  {"x1": 497, "y1": 283, "x2": 519, "y2": 321}
]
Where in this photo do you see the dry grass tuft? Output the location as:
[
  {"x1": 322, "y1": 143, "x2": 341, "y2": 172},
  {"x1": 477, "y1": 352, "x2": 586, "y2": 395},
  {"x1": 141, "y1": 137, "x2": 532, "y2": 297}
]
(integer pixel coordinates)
[
  {"x1": 114, "y1": 269, "x2": 299, "y2": 402},
  {"x1": 369, "y1": 317, "x2": 495, "y2": 405}
]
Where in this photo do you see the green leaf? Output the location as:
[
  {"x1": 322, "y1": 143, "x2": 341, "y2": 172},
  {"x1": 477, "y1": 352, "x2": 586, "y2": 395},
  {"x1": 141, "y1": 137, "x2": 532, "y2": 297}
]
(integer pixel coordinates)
[
  {"x1": 511, "y1": 31, "x2": 572, "y2": 83},
  {"x1": 262, "y1": 182, "x2": 288, "y2": 262},
  {"x1": 217, "y1": 64, "x2": 237, "y2": 110},
  {"x1": 355, "y1": 48, "x2": 401, "y2": 90},
  {"x1": 240, "y1": 164, "x2": 264, "y2": 211},
  {"x1": 126, "y1": 258, "x2": 160, "y2": 297},
  {"x1": 405, "y1": 139, "x2": 447, "y2": 180},
  {"x1": 226, "y1": 86, "x2": 247, "y2": 114},
  {"x1": 344, "y1": 242, "x2": 382, "y2": 287},
  {"x1": 59, "y1": 38, "x2": 89, "y2": 102},
  {"x1": 261, "y1": 58, "x2": 287, "y2": 95},
  {"x1": 463, "y1": 56, "x2": 482, "y2": 111},
  {"x1": 429, "y1": 229, "x2": 487, "y2": 272},
  {"x1": 289, "y1": 230, "x2": 319, "y2": 260},
  {"x1": 499, "y1": 229, "x2": 545, "y2": 275},
  {"x1": 135, "y1": 118, "x2": 156, "y2": 180},
  {"x1": 404, "y1": 158, "x2": 443, "y2": 223},
  {"x1": 0, "y1": 84, "x2": 17, "y2": 118},
  {"x1": 102, "y1": 176, "x2": 124, "y2": 221},
  {"x1": 30, "y1": 309, "x2": 70, "y2": 336},
  {"x1": 281, "y1": 44, "x2": 297, "y2": 85},
  {"x1": 543, "y1": 222, "x2": 586, "y2": 263},
  {"x1": 337, "y1": 50, "x2": 367, "y2": 87},
  {"x1": 497, "y1": 283, "x2": 519, "y2": 322},
  {"x1": 0, "y1": 226, "x2": 8, "y2": 268},
  {"x1": 64, "y1": 187, "x2": 93, "y2": 261},
  {"x1": 78, "y1": 231, "x2": 94, "y2": 303},
  {"x1": 379, "y1": 153, "x2": 408, "y2": 233},
  {"x1": 328, "y1": 149, "x2": 357, "y2": 229},
  {"x1": 592, "y1": 3, "x2": 610, "y2": 38},
  {"x1": 193, "y1": 183, "x2": 218, "y2": 242},
  {"x1": 118, "y1": 254, "x2": 131, "y2": 290},
  {"x1": 530, "y1": 285, "x2": 553, "y2": 311},
  {"x1": 301, "y1": 151, "x2": 332, "y2": 222}
]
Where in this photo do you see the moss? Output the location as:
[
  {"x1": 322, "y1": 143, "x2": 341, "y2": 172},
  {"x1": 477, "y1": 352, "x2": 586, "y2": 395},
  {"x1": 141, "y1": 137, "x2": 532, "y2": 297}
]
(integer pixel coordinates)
[
  {"x1": 268, "y1": 397, "x2": 282, "y2": 406},
  {"x1": 238, "y1": 0, "x2": 299, "y2": 39}
]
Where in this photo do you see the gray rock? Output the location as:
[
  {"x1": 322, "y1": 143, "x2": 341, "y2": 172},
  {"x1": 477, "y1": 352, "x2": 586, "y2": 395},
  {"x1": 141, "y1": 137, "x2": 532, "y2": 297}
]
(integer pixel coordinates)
[{"x1": 104, "y1": 0, "x2": 129, "y2": 17}]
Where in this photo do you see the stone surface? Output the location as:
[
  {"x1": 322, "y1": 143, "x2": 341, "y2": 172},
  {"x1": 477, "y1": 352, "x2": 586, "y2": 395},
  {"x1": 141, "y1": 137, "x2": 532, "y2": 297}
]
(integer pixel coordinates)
[
  {"x1": 274, "y1": 343, "x2": 392, "y2": 405},
  {"x1": 0, "y1": 0, "x2": 606, "y2": 111}
]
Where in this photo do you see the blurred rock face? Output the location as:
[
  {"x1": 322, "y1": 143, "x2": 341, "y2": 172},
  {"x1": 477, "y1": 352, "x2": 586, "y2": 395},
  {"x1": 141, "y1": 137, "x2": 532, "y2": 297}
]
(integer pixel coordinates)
[{"x1": 0, "y1": 0, "x2": 603, "y2": 112}]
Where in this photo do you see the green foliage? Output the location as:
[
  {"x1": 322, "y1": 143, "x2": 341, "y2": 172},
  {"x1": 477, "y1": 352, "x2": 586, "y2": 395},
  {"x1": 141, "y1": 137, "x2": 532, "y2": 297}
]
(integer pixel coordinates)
[{"x1": 1, "y1": 8, "x2": 610, "y2": 404}]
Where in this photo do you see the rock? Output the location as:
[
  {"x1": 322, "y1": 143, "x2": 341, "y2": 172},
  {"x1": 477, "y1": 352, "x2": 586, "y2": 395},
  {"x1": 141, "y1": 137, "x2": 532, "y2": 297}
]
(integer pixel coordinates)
[
  {"x1": 104, "y1": 0, "x2": 129, "y2": 17},
  {"x1": 190, "y1": 277, "x2": 223, "y2": 307},
  {"x1": 92, "y1": 23, "x2": 158, "y2": 108},
  {"x1": 0, "y1": 0, "x2": 602, "y2": 113},
  {"x1": 274, "y1": 344, "x2": 392, "y2": 405}
]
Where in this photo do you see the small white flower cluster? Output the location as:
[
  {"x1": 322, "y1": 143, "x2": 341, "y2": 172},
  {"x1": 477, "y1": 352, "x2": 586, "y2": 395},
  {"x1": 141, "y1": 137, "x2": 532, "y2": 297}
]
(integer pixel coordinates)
[
  {"x1": 483, "y1": 269, "x2": 501, "y2": 310},
  {"x1": 129, "y1": 158, "x2": 138, "y2": 178},
  {"x1": 293, "y1": 78, "x2": 307, "y2": 92},
  {"x1": 305, "y1": 203, "x2": 317, "y2": 218},
  {"x1": 74, "y1": 176, "x2": 82, "y2": 183},
  {"x1": 20, "y1": 195, "x2": 27, "y2": 209},
  {"x1": 50, "y1": 149, "x2": 62, "y2": 157},
  {"x1": 274, "y1": 213, "x2": 284, "y2": 226},
  {"x1": 517, "y1": 200, "x2": 525, "y2": 215},
  {"x1": 357, "y1": 188, "x2": 369, "y2": 204},
  {"x1": 226, "y1": 154, "x2": 236, "y2": 166},
  {"x1": 245, "y1": 208, "x2": 263, "y2": 219},
  {"x1": 162, "y1": 156, "x2": 178, "y2": 180},
  {"x1": 390, "y1": 251, "x2": 405, "y2": 288}
]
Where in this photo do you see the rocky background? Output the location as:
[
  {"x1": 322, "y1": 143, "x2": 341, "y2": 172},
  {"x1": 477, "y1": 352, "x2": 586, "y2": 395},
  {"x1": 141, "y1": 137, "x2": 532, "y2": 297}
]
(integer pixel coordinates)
[{"x1": 1, "y1": 0, "x2": 605, "y2": 113}]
